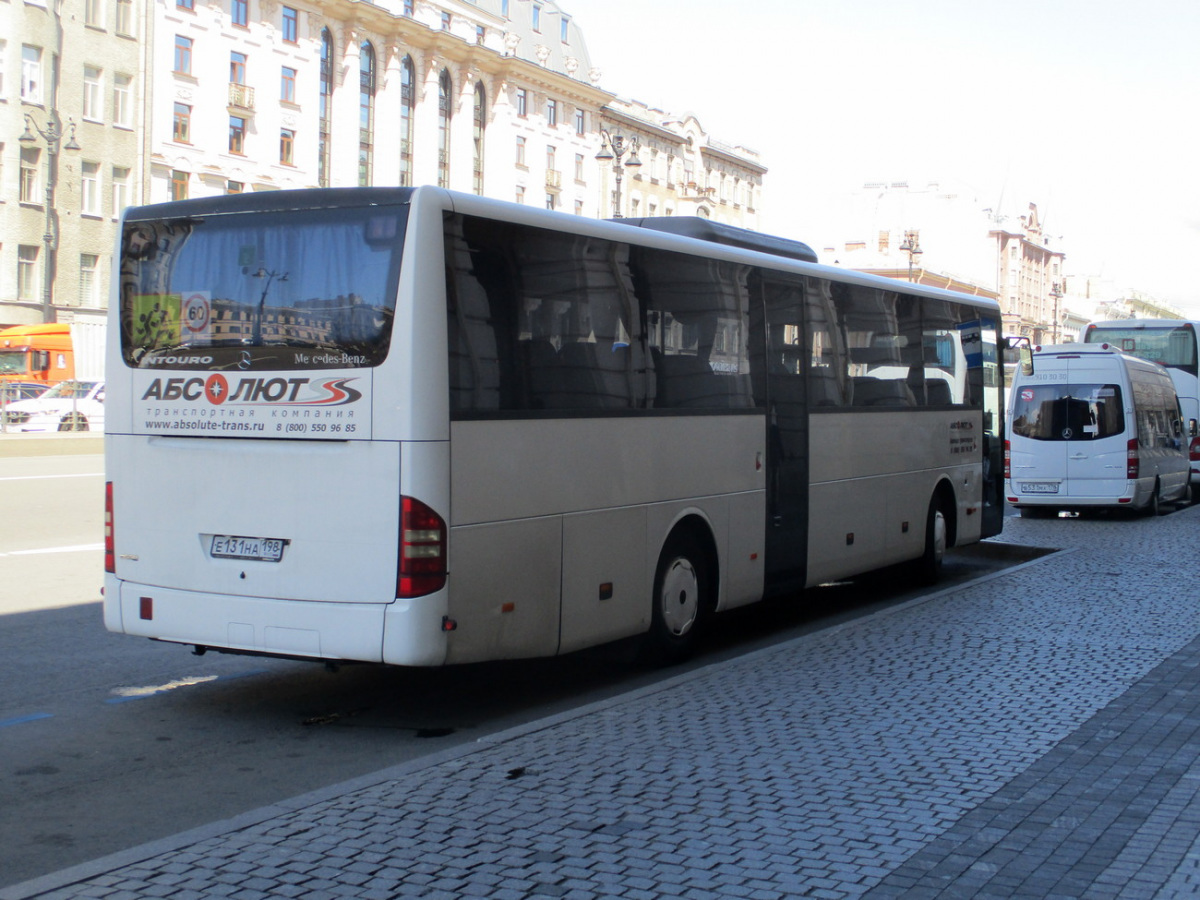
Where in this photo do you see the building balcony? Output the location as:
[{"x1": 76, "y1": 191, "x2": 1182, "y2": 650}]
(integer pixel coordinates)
[
  {"x1": 228, "y1": 83, "x2": 255, "y2": 111},
  {"x1": 545, "y1": 169, "x2": 562, "y2": 190}
]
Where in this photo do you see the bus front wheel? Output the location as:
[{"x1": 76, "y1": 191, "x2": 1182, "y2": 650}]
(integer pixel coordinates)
[
  {"x1": 913, "y1": 497, "x2": 948, "y2": 585},
  {"x1": 643, "y1": 532, "x2": 710, "y2": 666}
]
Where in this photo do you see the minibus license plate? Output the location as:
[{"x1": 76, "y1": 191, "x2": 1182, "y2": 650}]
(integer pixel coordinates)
[
  {"x1": 211, "y1": 535, "x2": 286, "y2": 562},
  {"x1": 1020, "y1": 482, "x2": 1059, "y2": 494}
]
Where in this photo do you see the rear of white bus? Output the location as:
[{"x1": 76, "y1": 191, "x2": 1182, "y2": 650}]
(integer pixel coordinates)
[{"x1": 103, "y1": 187, "x2": 454, "y2": 666}]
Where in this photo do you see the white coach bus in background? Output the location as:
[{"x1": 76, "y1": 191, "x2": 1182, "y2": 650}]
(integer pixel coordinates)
[
  {"x1": 103, "y1": 187, "x2": 1005, "y2": 667},
  {"x1": 1082, "y1": 319, "x2": 1200, "y2": 487}
]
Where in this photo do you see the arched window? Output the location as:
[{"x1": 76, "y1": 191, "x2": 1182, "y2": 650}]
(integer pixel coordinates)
[
  {"x1": 359, "y1": 41, "x2": 376, "y2": 186},
  {"x1": 437, "y1": 69, "x2": 452, "y2": 188},
  {"x1": 319, "y1": 28, "x2": 333, "y2": 187},
  {"x1": 400, "y1": 55, "x2": 415, "y2": 186},
  {"x1": 472, "y1": 82, "x2": 485, "y2": 195}
]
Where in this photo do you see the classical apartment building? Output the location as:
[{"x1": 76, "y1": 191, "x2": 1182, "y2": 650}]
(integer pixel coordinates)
[
  {"x1": 1, "y1": 0, "x2": 766, "y2": 326},
  {"x1": 991, "y1": 203, "x2": 1066, "y2": 343},
  {"x1": 1, "y1": 0, "x2": 145, "y2": 326}
]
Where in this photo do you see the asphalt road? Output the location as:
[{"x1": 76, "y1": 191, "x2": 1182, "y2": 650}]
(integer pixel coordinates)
[{"x1": 0, "y1": 451, "x2": 1044, "y2": 889}]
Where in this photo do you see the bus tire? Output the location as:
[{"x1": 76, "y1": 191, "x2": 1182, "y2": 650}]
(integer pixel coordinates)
[
  {"x1": 643, "y1": 531, "x2": 710, "y2": 666},
  {"x1": 914, "y1": 496, "x2": 948, "y2": 585},
  {"x1": 1144, "y1": 479, "x2": 1162, "y2": 517}
]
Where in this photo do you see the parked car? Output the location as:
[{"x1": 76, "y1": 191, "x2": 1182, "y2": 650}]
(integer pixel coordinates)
[
  {"x1": 1006, "y1": 343, "x2": 1189, "y2": 516},
  {"x1": 0, "y1": 381, "x2": 51, "y2": 404},
  {"x1": 2, "y1": 380, "x2": 105, "y2": 432}
]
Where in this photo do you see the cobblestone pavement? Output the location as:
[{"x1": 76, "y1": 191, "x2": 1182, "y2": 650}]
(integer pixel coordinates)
[{"x1": 6, "y1": 507, "x2": 1200, "y2": 900}]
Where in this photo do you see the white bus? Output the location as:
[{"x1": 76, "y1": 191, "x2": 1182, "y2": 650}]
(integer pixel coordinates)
[
  {"x1": 1082, "y1": 319, "x2": 1200, "y2": 486},
  {"x1": 103, "y1": 187, "x2": 1005, "y2": 667}
]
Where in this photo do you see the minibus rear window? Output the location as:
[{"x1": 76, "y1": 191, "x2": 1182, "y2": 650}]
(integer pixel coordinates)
[{"x1": 1011, "y1": 383, "x2": 1124, "y2": 441}]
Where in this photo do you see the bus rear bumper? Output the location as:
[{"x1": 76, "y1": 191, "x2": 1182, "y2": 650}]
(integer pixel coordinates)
[{"x1": 105, "y1": 578, "x2": 397, "y2": 664}]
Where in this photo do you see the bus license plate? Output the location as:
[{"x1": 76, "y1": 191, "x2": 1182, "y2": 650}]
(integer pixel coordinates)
[
  {"x1": 1020, "y1": 482, "x2": 1059, "y2": 494},
  {"x1": 210, "y1": 535, "x2": 287, "y2": 562}
]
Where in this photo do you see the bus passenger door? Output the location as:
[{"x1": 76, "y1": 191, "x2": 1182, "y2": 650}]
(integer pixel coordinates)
[{"x1": 756, "y1": 278, "x2": 809, "y2": 592}]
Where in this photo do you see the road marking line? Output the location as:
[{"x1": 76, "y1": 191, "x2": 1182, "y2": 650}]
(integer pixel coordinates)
[
  {"x1": 0, "y1": 473, "x2": 103, "y2": 482},
  {"x1": 0, "y1": 543, "x2": 104, "y2": 557},
  {"x1": 0, "y1": 712, "x2": 54, "y2": 729}
]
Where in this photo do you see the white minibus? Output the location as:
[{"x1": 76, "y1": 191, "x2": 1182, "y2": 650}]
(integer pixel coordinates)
[{"x1": 1006, "y1": 343, "x2": 1190, "y2": 515}]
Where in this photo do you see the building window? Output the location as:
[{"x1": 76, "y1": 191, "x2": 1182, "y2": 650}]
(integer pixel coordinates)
[
  {"x1": 177, "y1": 0, "x2": 193, "y2": 9},
  {"x1": 515, "y1": 135, "x2": 526, "y2": 167},
  {"x1": 437, "y1": 69, "x2": 452, "y2": 188},
  {"x1": 399, "y1": 55, "x2": 414, "y2": 187},
  {"x1": 501, "y1": 0, "x2": 509, "y2": 17},
  {"x1": 532, "y1": 3, "x2": 541, "y2": 31},
  {"x1": 515, "y1": 185, "x2": 525, "y2": 205},
  {"x1": 79, "y1": 254, "x2": 100, "y2": 307},
  {"x1": 281, "y1": 66, "x2": 296, "y2": 102},
  {"x1": 574, "y1": 153, "x2": 584, "y2": 181},
  {"x1": 358, "y1": 41, "x2": 376, "y2": 186},
  {"x1": 232, "y1": 0, "x2": 248, "y2": 27},
  {"x1": 280, "y1": 128, "x2": 294, "y2": 165},
  {"x1": 546, "y1": 144, "x2": 556, "y2": 171},
  {"x1": 545, "y1": 98, "x2": 557, "y2": 126},
  {"x1": 545, "y1": 193, "x2": 555, "y2": 210},
  {"x1": 229, "y1": 116, "x2": 246, "y2": 154},
  {"x1": 85, "y1": 0, "x2": 103, "y2": 28},
  {"x1": 113, "y1": 74, "x2": 132, "y2": 127},
  {"x1": 230, "y1": 51, "x2": 247, "y2": 85},
  {"x1": 112, "y1": 166, "x2": 130, "y2": 216},
  {"x1": 174, "y1": 36, "x2": 192, "y2": 75},
  {"x1": 473, "y1": 82, "x2": 485, "y2": 195},
  {"x1": 282, "y1": 6, "x2": 297, "y2": 42},
  {"x1": 319, "y1": 29, "x2": 332, "y2": 187},
  {"x1": 170, "y1": 169, "x2": 189, "y2": 201},
  {"x1": 81, "y1": 162, "x2": 101, "y2": 216},
  {"x1": 116, "y1": 0, "x2": 132, "y2": 34},
  {"x1": 516, "y1": 87, "x2": 527, "y2": 117},
  {"x1": 441, "y1": 11, "x2": 451, "y2": 29},
  {"x1": 574, "y1": 200, "x2": 584, "y2": 216},
  {"x1": 20, "y1": 148, "x2": 40, "y2": 203},
  {"x1": 561, "y1": 16, "x2": 570, "y2": 43},
  {"x1": 173, "y1": 103, "x2": 191, "y2": 143},
  {"x1": 476, "y1": 25, "x2": 486, "y2": 44},
  {"x1": 226, "y1": 180, "x2": 244, "y2": 193},
  {"x1": 403, "y1": 0, "x2": 413, "y2": 14},
  {"x1": 575, "y1": 108, "x2": 585, "y2": 136},
  {"x1": 18, "y1": 247, "x2": 40, "y2": 301},
  {"x1": 83, "y1": 66, "x2": 103, "y2": 121},
  {"x1": 22, "y1": 46, "x2": 43, "y2": 103}
]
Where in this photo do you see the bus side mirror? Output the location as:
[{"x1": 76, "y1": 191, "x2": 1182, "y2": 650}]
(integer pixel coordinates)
[
  {"x1": 31, "y1": 350, "x2": 50, "y2": 372},
  {"x1": 1190, "y1": 418, "x2": 1198, "y2": 438},
  {"x1": 1018, "y1": 346, "x2": 1034, "y2": 376}
]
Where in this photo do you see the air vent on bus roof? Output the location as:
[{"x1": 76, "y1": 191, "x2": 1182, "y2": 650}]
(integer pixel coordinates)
[{"x1": 616, "y1": 216, "x2": 819, "y2": 264}]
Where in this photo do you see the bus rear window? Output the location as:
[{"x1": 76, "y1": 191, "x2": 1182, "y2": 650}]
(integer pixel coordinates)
[
  {"x1": 1010, "y1": 383, "x2": 1124, "y2": 441},
  {"x1": 118, "y1": 205, "x2": 406, "y2": 370}
]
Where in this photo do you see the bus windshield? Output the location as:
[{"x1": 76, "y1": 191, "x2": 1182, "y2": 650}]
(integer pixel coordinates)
[
  {"x1": 119, "y1": 205, "x2": 407, "y2": 371},
  {"x1": 1084, "y1": 324, "x2": 1198, "y2": 377}
]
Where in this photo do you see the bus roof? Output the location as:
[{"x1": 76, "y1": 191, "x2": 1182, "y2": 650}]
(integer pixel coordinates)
[{"x1": 617, "y1": 216, "x2": 819, "y2": 264}]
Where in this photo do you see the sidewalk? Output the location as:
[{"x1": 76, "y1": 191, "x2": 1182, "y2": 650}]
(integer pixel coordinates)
[
  {"x1": 0, "y1": 433, "x2": 103, "y2": 458},
  {"x1": 6, "y1": 507, "x2": 1200, "y2": 900}
]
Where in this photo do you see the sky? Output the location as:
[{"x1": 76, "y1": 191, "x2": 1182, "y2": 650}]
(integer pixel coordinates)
[{"x1": 570, "y1": 0, "x2": 1200, "y2": 313}]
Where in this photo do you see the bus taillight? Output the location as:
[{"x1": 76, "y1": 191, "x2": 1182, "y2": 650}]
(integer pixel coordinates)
[
  {"x1": 1190, "y1": 435, "x2": 1200, "y2": 462},
  {"x1": 398, "y1": 496, "x2": 446, "y2": 598},
  {"x1": 1127, "y1": 439, "x2": 1140, "y2": 479},
  {"x1": 105, "y1": 482, "x2": 115, "y2": 573},
  {"x1": 1003, "y1": 440, "x2": 1011, "y2": 480}
]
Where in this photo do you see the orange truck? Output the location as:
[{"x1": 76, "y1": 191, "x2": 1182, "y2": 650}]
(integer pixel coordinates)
[{"x1": 0, "y1": 320, "x2": 106, "y2": 385}]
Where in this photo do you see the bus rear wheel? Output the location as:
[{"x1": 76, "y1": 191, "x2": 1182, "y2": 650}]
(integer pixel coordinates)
[{"x1": 643, "y1": 532, "x2": 710, "y2": 666}]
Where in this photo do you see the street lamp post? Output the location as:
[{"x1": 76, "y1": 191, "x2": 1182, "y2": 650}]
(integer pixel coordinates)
[
  {"x1": 1050, "y1": 281, "x2": 1063, "y2": 343},
  {"x1": 898, "y1": 230, "x2": 923, "y2": 282},
  {"x1": 594, "y1": 130, "x2": 642, "y2": 218},
  {"x1": 20, "y1": 111, "x2": 81, "y2": 323}
]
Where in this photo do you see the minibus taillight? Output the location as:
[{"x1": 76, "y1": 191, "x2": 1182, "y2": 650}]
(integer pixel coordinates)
[
  {"x1": 398, "y1": 496, "x2": 446, "y2": 598},
  {"x1": 1190, "y1": 435, "x2": 1200, "y2": 463},
  {"x1": 1127, "y1": 439, "x2": 1140, "y2": 479},
  {"x1": 1003, "y1": 440, "x2": 1011, "y2": 480},
  {"x1": 104, "y1": 482, "x2": 115, "y2": 574}
]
